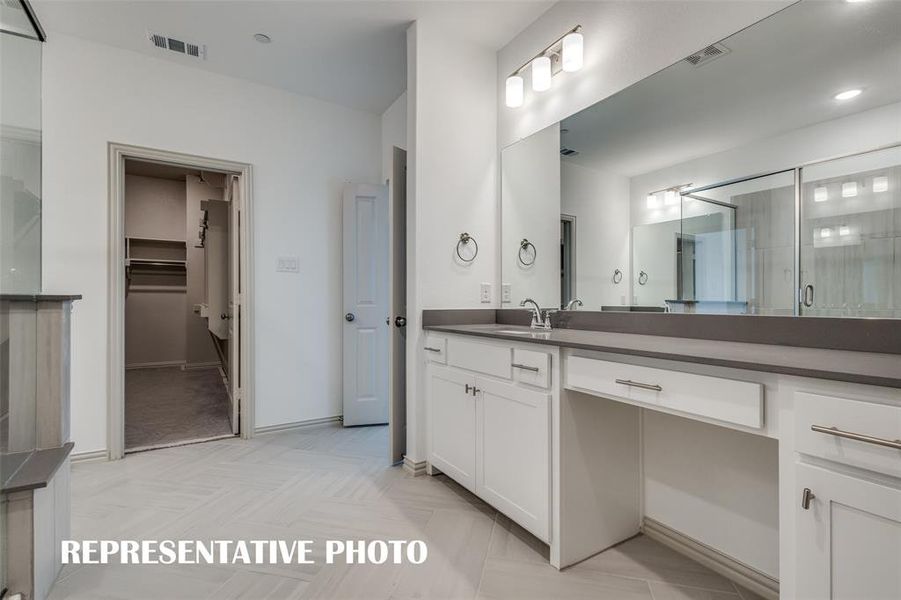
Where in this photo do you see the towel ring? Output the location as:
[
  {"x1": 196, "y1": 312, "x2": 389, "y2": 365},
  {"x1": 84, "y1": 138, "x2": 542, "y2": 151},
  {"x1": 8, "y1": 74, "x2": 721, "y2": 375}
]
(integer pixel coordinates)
[
  {"x1": 518, "y1": 239, "x2": 537, "y2": 266},
  {"x1": 456, "y1": 232, "x2": 479, "y2": 263},
  {"x1": 638, "y1": 270, "x2": 649, "y2": 285},
  {"x1": 612, "y1": 269, "x2": 623, "y2": 284}
]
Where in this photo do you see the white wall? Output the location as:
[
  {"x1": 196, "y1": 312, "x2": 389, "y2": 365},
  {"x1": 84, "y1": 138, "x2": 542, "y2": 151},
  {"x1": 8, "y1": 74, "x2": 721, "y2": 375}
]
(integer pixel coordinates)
[
  {"x1": 381, "y1": 91, "x2": 407, "y2": 182},
  {"x1": 560, "y1": 160, "x2": 630, "y2": 308},
  {"x1": 42, "y1": 33, "x2": 381, "y2": 454},
  {"x1": 405, "y1": 20, "x2": 498, "y2": 462},
  {"x1": 497, "y1": 1, "x2": 791, "y2": 148}
]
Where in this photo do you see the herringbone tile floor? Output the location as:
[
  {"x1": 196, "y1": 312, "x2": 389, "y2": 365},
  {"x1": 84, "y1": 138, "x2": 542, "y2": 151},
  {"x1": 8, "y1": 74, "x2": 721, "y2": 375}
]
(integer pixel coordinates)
[{"x1": 50, "y1": 424, "x2": 764, "y2": 600}]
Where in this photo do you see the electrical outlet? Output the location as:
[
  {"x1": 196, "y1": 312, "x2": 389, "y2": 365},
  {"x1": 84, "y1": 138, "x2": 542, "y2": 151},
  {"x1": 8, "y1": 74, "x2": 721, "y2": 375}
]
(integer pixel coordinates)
[
  {"x1": 480, "y1": 282, "x2": 492, "y2": 303},
  {"x1": 502, "y1": 283, "x2": 512, "y2": 303},
  {"x1": 277, "y1": 256, "x2": 300, "y2": 273}
]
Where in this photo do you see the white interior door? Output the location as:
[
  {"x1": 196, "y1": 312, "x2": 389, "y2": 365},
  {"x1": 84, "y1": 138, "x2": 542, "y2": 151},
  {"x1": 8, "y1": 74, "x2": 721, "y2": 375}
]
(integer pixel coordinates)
[
  {"x1": 389, "y1": 148, "x2": 407, "y2": 462},
  {"x1": 204, "y1": 198, "x2": 230, "y2": 341},
  {"x1": 343, "y1": 183, "x2": 389, "y2": 426},
  {"x1": 227, "y1": 175, "x2": 241, "y2": 434}
]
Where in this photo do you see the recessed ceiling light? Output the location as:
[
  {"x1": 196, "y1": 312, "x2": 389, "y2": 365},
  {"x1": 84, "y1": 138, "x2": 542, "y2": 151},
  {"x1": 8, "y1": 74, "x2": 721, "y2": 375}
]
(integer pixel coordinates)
[
  {"x1": 834, "y1": 89, "x2": 862, "y2": 101},
  {"x1": 253, "y1": 33, "x2": 272, "y2": 44}
]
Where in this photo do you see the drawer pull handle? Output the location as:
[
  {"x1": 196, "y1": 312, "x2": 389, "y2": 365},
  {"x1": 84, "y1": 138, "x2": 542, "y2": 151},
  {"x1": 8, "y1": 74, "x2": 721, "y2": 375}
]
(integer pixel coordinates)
[
  {"x1": 811, "y1": 425, "x2": 901, "y2": 450},
  {"x1": 512, "y1": 363, "x2": 540, "y2": 372},
  {"x1": 615, "y1": 378, "x2": 662, "y2": 392},
  {"x1": 424, "y1": 347, "x2": 442, "y2": 353}
]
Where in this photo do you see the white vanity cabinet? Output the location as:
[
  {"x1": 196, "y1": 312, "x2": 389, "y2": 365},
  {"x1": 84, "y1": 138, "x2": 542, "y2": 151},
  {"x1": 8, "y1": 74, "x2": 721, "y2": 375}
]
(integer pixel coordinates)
[
  {"x1": 426, "y1": 334, "x2": 553, "y2": 543},
  {"x1": 794, "y1": 391, "x2": 901, "y2": 599},
  {"x1": 795, "y1": 464, "x2": 901, "y2": 600},
  {"x1": 427, "y1": 365, "x2": 477, "y2": 491},
  {"x1": 478, "y1": 377, "x2": 551, "y2": 542}
]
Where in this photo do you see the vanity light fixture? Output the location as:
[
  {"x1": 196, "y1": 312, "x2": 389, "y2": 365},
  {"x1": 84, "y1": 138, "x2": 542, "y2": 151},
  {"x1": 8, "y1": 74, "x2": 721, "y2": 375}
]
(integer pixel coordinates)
[
  {"x1": 532, "y1": 56, "x2": 552, "y2": 92},
  {"x1": 839, "y1": 225, "x2": 851, "y2": 236},
  {"x1": 834, "y1": 89, "x2": 862, "y2": 101},
  {"x1": 842, "y1": 181, "x2": 858, "y2": 197},
  {"x1": 505, "y1": 75, "x2": 524, "y2": 108},
  {"x1": 814, "y1": 186, "x2": 828, "y2": 202},
  {"x1": 646, "y1": 193, "x2": 660, "y2": 209},
  {"x1": 820, "y1": 227, "x2": 833, "y2": 239},
  {"x1": 663, "y1": 190, "x2": 678, "y2": 206},
  {"x1": 562, "y1": 31, "x2": 584, "y2": 72},
  {"x1": 505, "y1": 25, "x2": 582, "y2": 108},
  {"x1": 873, "y1": 176, "x2": 888, "y2": 193}
]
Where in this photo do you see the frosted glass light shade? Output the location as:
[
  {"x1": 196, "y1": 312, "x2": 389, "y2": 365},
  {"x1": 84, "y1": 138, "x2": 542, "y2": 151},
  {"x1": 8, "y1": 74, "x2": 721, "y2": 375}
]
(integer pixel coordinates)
[
  {"x1": 531, "y1": 56, "x2": 552, "y2": 92},
  {"x1": 562, "y1": 32, "x2": 583, "y2": 72},
  {"x1": 814, "y1": 187, "x2": 828, "y2": 202},
  {"x1": 505, "y1": 75, "x2": 524, "y2": 108},
  {"x1": 841, "y1": 181, "x2": 858, "y2": 198},
  {"x1": 664, "y1": 190, "x2": 678, "y2": 206},
  {"x1": 646, "y1": 193, "x2": 660, "y2": 209},
  {"x1": 820, "y1": 227, "x2": 832, "y2": 239},
  {"x1": 873, "y1": 176, "x2": 888, "y2": 193},
  {"x1": 839, "y1": 226, "x2": 851, "y2": 236}
]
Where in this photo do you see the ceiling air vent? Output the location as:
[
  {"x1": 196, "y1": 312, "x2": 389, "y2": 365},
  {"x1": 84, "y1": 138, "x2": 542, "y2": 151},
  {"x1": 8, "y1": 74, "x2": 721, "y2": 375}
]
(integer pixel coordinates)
[
  {"x1": 560, "y1": 148, "x2": 579, "y2": 157},
  {"x1": 684, "y1": 42, "x2": 730, "y2": 68},
  {"x1": 147, "y1": 31, "x2": 207, "y2": 60}
]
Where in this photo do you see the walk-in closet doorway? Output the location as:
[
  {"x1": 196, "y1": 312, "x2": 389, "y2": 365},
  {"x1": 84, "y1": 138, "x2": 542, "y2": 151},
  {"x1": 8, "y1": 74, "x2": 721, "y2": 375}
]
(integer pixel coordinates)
[{"x1": 107, "y1": 143, "x2": 254, "y2": 459}]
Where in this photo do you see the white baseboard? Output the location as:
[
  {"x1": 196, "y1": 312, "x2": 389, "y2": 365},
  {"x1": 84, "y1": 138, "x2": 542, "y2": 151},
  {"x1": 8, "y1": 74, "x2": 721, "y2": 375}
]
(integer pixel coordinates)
[
  {"x1": 71, "y1": 449, "x2": 108, "y2": 463},
  {"x1": 641, "y1": 518, "x2": 779, "y2": 600},
  {"x1": 254, "y1": 415, "x2": 342, "y2": 435},
  {"x1": 403, "y1": 456, "x2": 427, "y2": 477},
  {"x1": 183, "y1": 361, "x2": 222, "y2": 370},
  {"x1": 125, "y1": 360, "x2": 186, "y2": 370}
]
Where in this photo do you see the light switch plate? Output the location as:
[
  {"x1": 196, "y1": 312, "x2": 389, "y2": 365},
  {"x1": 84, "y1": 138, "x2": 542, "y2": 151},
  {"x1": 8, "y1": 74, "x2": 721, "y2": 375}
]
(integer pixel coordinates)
[
  {"x1": 502, "y1": 283, "x2": 512, "y2": 304},
  {"x1": 277, "y1": 256, "x2": 300, "y2": 273},
  {"x1": 480, "y1": 282, "x2": 492, "y2": 303}
]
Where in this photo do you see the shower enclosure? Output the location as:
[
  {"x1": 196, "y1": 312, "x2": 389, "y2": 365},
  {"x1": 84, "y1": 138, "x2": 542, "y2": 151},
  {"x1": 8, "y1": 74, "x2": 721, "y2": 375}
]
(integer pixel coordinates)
[{"x1": 670, "y1": 145, "x2": 900, "y2": 317}]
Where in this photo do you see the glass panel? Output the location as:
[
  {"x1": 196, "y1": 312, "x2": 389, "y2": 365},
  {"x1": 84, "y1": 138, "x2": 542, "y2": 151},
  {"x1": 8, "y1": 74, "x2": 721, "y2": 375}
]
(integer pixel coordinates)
[
  {"x1": 800, "y1": 146, "x2": 901, "y2": 317},
  {"x1": 669, "y1": 171, "x2": 796, "y2": 315},
  {"x1": 0, "y1": 31, "x2": 42, "y2": 294},
  {"x1": 0, "y1": 0, "x2": 41, "y2": 40}
]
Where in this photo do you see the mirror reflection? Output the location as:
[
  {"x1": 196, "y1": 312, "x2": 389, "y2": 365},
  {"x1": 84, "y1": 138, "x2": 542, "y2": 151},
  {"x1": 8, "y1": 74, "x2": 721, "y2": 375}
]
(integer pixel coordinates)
[{"x1": 501, "y1": 0, "x2": 901, "y2": 317}]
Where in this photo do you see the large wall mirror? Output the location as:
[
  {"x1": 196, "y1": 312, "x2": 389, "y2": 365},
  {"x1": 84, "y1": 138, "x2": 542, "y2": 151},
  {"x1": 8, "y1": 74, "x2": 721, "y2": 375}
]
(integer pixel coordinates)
[{"x1": 501, "y1": 0, "x2": 901, "y2": 317}]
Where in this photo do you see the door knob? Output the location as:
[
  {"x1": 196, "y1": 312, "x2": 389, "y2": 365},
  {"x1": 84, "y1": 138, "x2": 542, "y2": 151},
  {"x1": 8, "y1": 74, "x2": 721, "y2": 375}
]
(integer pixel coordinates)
[
  {"x1": 395, "y1": 316, "x2": 407, "y2": 327},
  {"x1": 345, "y1": 313, "x2": 355, "y2": 322},
  {"x1": 220, "y1": 313, "x2": 231, "y2": 320}
]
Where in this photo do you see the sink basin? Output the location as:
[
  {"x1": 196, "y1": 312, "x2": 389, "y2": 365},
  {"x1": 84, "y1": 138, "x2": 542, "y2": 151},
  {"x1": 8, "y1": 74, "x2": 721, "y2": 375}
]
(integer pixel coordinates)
[{"x1": 493, "y1": 329, "x2": 537, "y2": 335}]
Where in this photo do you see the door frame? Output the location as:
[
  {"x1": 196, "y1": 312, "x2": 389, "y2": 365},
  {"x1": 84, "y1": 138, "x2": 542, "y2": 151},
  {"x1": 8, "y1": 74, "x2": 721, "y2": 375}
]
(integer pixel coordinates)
[{"x1": 106, "y1": 142, "x2": 255, "y2": 460}]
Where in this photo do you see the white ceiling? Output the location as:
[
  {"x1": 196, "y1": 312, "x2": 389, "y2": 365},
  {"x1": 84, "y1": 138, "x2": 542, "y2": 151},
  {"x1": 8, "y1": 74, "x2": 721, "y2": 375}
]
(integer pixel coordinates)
[
  {"x1": 33, "y1": 0, "x2": 552, "y2": 114},
  {"x1": 561, "y1": 0, "x2": 901, "y2": 177}
]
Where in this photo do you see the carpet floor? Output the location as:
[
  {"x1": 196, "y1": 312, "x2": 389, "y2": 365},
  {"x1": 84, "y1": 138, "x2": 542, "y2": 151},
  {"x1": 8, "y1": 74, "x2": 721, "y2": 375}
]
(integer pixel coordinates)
[{"x1": 125, "y1": 366, "x2": 233, "y2": 450}]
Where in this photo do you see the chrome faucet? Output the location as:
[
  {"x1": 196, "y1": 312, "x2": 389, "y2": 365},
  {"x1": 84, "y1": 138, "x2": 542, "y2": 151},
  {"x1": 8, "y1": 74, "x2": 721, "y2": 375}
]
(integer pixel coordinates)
[
  {"x1": 520, "y1": 298, "x2": 551, "y2": 330},
  {"x1": 565, "y1": 298, "x2": 583, "y2": 311}
]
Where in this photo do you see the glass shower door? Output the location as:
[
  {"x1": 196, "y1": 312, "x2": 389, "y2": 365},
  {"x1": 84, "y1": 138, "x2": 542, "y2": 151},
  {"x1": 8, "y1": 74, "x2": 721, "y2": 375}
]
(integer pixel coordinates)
[{"x1": 799, "y1": 146, "x2": 901, "y2": 317}]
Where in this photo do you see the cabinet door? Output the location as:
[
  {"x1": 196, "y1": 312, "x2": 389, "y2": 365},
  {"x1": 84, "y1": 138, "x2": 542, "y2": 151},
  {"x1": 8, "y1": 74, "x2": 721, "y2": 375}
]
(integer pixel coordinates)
[
  {"x1": 428, "y1": 366, "x2": 477, "y2": 491},
  {"x1": 477, "y1": 377, "x2": 551, "y2": 542},
  {"x1": 796, "y1": 463, "x2": 901, "y2": 600}
]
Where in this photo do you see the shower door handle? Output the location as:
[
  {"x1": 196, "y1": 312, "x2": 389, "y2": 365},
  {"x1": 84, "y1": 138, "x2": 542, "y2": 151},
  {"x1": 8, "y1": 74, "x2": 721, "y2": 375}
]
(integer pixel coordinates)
[{"x1": 801, "y1": 284, "x2": 814, "y2": 308}]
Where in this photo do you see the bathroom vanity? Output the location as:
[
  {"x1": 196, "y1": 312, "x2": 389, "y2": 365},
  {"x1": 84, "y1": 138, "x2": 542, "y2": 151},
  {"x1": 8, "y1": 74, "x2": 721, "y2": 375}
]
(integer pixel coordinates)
[{"x1": 421, "y1": 313, "x2": 901, "y2": 599}]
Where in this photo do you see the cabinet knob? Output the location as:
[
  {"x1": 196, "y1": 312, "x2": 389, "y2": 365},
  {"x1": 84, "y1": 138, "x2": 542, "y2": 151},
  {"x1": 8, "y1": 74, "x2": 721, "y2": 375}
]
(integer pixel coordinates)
[{"x1": 801, "y1": 487, "x2": 816, "y2": 510}]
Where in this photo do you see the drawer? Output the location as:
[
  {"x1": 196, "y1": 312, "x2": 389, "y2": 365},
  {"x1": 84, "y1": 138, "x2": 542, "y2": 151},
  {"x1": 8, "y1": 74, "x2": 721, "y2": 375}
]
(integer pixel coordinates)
[
  {"x1": 423, "y1": 335, "x2": 447, "y2": 364},
  {"x1": 512, "y1": 348, "x2": 551, "y2": 389},
  {"x1": 795, "y1": 392, "x2": 901, "y2": 478},
  {"x1": 566, "y1": 356, "x2": 763, "y2": 429},
  {"x1": 447, "y1": 336, "x2": 512, "y2": 379}
]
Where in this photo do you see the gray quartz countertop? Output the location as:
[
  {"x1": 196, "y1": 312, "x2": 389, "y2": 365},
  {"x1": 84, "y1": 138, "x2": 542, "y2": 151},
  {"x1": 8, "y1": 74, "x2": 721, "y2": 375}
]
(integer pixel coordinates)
[{"x1": 423, "y1": 323, "x2": 901, "y2": 389}]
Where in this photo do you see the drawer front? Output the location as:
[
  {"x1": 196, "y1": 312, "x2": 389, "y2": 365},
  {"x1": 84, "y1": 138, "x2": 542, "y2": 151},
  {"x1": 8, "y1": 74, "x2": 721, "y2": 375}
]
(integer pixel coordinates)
[
  {"x1": 795, "y1": 392, "x2": 901, "y2": 478},
  {"x1": 447, "y1": 337, "x2": 512, "y2": 379},
  {"x1": 512, "y1": 348, "x2": 551, "y2": 389},
  {"x1": 566, "y1": 356, "x2": 763, "y2": 429},
  {"x1": 423, "y1": 335, "x2": 447, "y2": 364}
]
